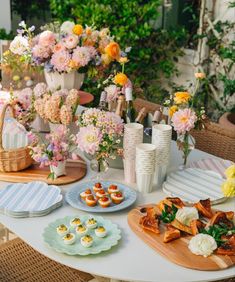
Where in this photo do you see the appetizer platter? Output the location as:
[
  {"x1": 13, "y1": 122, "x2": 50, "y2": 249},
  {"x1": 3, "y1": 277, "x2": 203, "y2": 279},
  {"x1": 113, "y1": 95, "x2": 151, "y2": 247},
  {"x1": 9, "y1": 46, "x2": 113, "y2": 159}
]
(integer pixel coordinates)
[
  {"x1": 43, "y1": 215, "x2": 121, "y2": 255},
  {"x1": 162, "y1": 168, "x2": 226, "y2": 204},
  {"x1": 128, "y1": 197, "x2": 235, "y2": 270},
  {"x1": 65, "y1": 181, "x2": 137, "y2": 213}
]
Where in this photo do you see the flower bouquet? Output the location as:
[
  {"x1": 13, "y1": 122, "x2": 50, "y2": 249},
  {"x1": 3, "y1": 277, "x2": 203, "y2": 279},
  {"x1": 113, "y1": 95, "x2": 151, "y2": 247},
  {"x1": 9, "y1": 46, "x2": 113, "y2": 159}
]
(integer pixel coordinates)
[
  {"x1": 76, "y1": 108, "x2": 124, "y2": 177},
  {"x1": 29, "y1": 125, "x2": 78, "y2": 179},
  {"x1": 3, "y1": 20, "x2": 125, "y2": 90},
  {"x1": 167, "y1": 73, "x2": 207, "y2": 167},
  {"x1": 34, "y1": 88, "x2": 79, "y2": 129}
]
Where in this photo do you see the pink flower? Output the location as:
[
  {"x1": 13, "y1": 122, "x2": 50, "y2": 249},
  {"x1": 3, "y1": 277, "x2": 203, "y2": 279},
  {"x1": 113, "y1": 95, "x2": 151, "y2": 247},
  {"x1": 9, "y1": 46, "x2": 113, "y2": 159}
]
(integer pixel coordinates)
[
  {"x1": 52, "y1": 43, "x2": 66, "y2": 53},
  {"x1": 32, "y1": 44, "x2": 51, "y2": 59},
  {"x1": 62, "y1": 35, "x2": 78, "y2": 49},
  {"x1": 72, "y1": 46, "x2": 91, "y2": 67},
  {"x1": 16, "y1": 87, "x2": 33, "y2": 110},
  {"x1": 39, "y1": 30, "x2": 56, "y2": 47},
  {"x1": 76, "y1": 125, "x2": 103, "y2": 155},
  {"x1": 51, "y1": 50, "x2": 71, "y2": 72},
  {"x1": 171, "y1": 108, "x2": 197, "y2": 134},
  {"x1": 104, "y1": 84, "x2": 120, "y2": 102},
  {"x1": 86, "y1": 46, "x2": 97, "y2": 58},
  {"x1": 33, "y1": 83, "x2": 48, "y2": 98}
]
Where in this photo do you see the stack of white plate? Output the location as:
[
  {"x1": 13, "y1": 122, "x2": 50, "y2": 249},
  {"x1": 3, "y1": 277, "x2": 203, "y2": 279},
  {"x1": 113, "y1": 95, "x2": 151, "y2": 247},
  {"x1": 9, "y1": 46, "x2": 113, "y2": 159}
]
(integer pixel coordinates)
[{"x1": 0, "y1": 181, "x2": 63, "y2": 217}]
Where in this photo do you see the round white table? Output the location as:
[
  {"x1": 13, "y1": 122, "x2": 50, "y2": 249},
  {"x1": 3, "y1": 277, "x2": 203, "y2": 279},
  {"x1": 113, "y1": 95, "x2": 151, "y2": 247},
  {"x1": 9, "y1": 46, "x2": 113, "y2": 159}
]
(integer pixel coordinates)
[{"x1": 0, "y1": 142, "x2": 234, "y2": 282}]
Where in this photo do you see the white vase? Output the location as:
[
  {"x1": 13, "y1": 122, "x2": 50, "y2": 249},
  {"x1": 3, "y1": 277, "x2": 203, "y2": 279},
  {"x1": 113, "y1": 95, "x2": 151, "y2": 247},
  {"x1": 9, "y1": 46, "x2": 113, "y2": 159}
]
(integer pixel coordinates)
[
  {"x1": 31, "y1": 115, "x2": 50, "y2": 132},
  {"x1": 44, "y1": 69, "x2": 85, "y2": 91},
  {"x1": 50, "y1": 161, "x2": 66, "y2": 178}
]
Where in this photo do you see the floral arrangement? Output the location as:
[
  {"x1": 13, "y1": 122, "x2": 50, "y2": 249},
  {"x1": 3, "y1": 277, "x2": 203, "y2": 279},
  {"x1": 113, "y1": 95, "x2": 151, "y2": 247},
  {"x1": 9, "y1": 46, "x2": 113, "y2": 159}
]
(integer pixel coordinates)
[
  {"x1": 221, "y1": 164, "x2": 235, "y2": 197},
  {"x1": 29, "y1": 125, "x2": 77, "y2": 178},
  {"x1": 34, "y1": 87, "x2": 79, "y2": 125},
  {"x1": 76, "y1": 108, "x2": 124, "y2": 168},
  {"x1": 166, "y1": 73, "x2": 207, "y2": 166},
  {"x1": 3, "y1": 20, "x2": 126, "y2": 76}
]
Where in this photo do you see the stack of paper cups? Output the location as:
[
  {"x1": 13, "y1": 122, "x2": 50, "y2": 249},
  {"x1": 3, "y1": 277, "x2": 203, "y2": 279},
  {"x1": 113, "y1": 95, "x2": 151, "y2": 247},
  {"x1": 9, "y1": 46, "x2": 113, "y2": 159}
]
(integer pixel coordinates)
[
  {"x1": 123, "y1": 123, "x2": 143, "y2": 183},
  {"x1": 135, "y1": 143, "x2": 156, "y2": 193},
  {"x1": 151, "y1": 124, "x2": 172, "y2": 187}
]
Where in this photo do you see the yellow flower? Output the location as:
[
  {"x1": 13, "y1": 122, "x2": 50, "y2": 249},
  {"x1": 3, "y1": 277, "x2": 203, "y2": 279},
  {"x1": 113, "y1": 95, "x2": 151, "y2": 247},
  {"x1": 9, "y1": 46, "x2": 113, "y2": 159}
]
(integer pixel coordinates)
[
  {"x1": 174, "y1": 92, "x2": 191, "y2": 104},
  {"x1": 73, "y1": 24, "x2": 83, "y2": 36},
  {"x1": 118, "y1": 57, "x2": 129, "y2": 64},
  {"x1": 3, "y1": 50, "x2": 10, "y2": 56},
  {"x1": 68, "y1": 59, "x2": 79, "y2": 69},
  {"x1": 225, "y1": 164, "x2": 235, "y2": 179},
  {"x1": 195, "y1": 73, "x2": 206, "y2": 79},
  {"x1": 169, "y1": 105, "x2": 178, "y2": 117},
  {"x1": 114, "y1": 73, "x2": 128, "y2": 86},
  {"x1": 221, "y1": 178, "x2": 235, "y2": 197},
  {"x1": 105, "y1": 41, "x2": 120, "y2": 60},
  {"x1": 101, "y1": 53, "x2": 112, "y2": 65}
]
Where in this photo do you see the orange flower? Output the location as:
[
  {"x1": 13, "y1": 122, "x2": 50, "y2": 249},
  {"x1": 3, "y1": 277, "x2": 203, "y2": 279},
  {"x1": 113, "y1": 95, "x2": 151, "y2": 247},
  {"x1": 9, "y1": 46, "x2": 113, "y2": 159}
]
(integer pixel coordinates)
[
  {"x1": 105, "y1": 42, "x2": 120, "y2": 60},
  {"x1": 169, "y1": 105, "x2": 178, "y2": 117},
  {"x1": 85, "y1": 27, "x2": 92, "y2": 36},
  {"x1": 195, "y1": 72, "x2": 206, "y2": 79},
  {"x1": 174, "y1": 92, "x2": 191, "y2": 104},
  {"x1": 114, "y1": 73, "x2": 128, "y2": 86},
  {"x1": 69, "y1": 59, "x2": 79, "y2": 69},
  {"x1": 73, "y1": 24, "x2": 83, "y2": 36},
  {"x1": 101, "y1": 54, "x2": 112, "y2": 65}
]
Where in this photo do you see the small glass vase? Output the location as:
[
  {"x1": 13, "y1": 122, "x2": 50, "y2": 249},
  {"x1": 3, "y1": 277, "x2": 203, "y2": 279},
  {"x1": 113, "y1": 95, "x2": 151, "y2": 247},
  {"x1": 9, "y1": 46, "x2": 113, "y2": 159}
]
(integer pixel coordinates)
[
  {"x1": 90, "y1": 158, "x2": 109, "y2": 180},
  {"x1": 177, "y1": 133, "x2": 195, "y2": 170}
]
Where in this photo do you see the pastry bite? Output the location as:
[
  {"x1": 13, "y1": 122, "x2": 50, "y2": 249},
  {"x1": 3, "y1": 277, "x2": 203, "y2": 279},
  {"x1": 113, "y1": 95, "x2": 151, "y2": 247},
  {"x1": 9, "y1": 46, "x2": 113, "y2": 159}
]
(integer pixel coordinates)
[
  {"x1": 70, "y1": 217, "x2": 81, "y2": 227},
  {"x1": 56, "y1": 224, "x2": 68, "y2": 236},
  {"x1": 98, "y1": 196, "x2": 111, "y2": 208},
  {"x1": 163, "y1": 225, "x2": 181, "y2": 243},
  {"x1": 86, "y1": 218, "x2": 98, "y2": 229},
  {"x1": 194, "y1": 199, "x2": 213, "y2": 218},
  {"x1": 111, "y1": 191, "x2": 124, "y2": 204},
  {"x1": 85, "y1": 195, "x2": 97, "y2": 207},
  {"x1": 76, "y1": 224, "x2": 88, "y2": 236},
  {"x1": 108, "y1": 184, "x2": 119, "y2": 194},
  {"x1": 93, "y1": 182, "x2": 103, "y2": 193},
  {"x1": 96, "y1": 189, "x2": 108, "y2": 199},
  {"x1": 80, "y1": 189, "x2": 92, "y2": 200},
  {"x1": 63, "y1": 233, "x2": 76, "y2": 245},
  {"x1": 95, "y1": 226, "x2": 107, "y2": 238},
  {"x1": 81, "y1": 235, "x2": 93, "y2": 247}
]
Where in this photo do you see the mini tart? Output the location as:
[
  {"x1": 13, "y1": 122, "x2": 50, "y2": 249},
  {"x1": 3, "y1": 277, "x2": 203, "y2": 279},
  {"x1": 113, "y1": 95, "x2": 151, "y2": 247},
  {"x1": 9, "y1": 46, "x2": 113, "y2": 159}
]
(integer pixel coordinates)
[
  {"x1": 98, "y1": 196, "x2": 111, "y2": 208},
  {"x1": 63, "y1": 233, "x2": 75, "y2": 245},
  {"x1": 93, "y1": 182, "x2": 103, "y2": 193},
  {"x1": 80, "y1": 189, "x2": 92, "y2": 200},
  {"x1": 86, "y1": 218, "x2": 98, "y2": 229},
  {"x1": 111, "y1": 191, "x2": 124, "y2": 204},
  {"x1": 70, "y1": 217, "x2": 81, "y2": 227},
  {"x1": 108, "y1": 184, "x2": 119, "y2": 194},
  {"x1": 56, "y1": 224, "x2": 68, "y2": 236},
  {"x1": 75, "y1": 224, "x2": 88, "y2": 236},
  {"x1": 96, "y1": 189, "x2": 108, "y2": 199},
  {"x1": 85, "y1": 195, "x2": 97, "y2": 207},
  {"x1": 81, "y1": 235, "x2": 93, "y2": 248},
  {"x1": 95, "y1": 226, "x2": 107, "y2": 238}
]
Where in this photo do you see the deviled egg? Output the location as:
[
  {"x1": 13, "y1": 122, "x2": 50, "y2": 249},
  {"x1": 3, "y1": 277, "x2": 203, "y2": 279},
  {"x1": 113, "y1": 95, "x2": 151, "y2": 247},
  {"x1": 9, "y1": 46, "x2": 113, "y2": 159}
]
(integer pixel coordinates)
[
  {"x1": 70, "y1": 217, "x2": 81, "y2": 227},
  {"x1": 62, "y1": 233, "x2": 76, "y2": 245},
  {"x1": 95, "y1": 226, "x2": 107, "y2": 238},
  {"x1": 81, "y1": 235, "x2": 93, "y2": 248},
  {"x1": 56, "y1": 224, "x2": 68, "y2": 236},
  {"x1": 75, "y1": 224, "x2": 88, "y2": 236},
  {"x1": 86, "y1": 218, "x2": 98, "y2": 229}
]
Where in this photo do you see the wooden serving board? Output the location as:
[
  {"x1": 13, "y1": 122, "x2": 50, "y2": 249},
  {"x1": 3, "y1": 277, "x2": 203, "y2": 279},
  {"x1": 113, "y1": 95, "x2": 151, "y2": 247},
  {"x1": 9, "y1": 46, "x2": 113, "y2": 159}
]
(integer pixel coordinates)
[
  {"x1": 128, "y1": 204, "x2": 235, "y2": 271},
  {"x1": 0, "y1": 157, "x2": 87, "y2": 185}
]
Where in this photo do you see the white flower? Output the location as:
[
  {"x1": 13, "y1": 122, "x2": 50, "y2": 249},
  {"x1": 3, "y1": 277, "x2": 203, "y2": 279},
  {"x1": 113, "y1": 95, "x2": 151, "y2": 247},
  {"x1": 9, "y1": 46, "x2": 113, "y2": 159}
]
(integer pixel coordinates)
[
  {"x1": 10, "y1": 35, "x2": 29, "y2": 55},
  {"x1": 60, "y1": 21, "x2": 75, "y2": 34},
  {"x1": 19, "y1": 21, "x2": 26, "y2": 28},
  {"x1": 175, "y1": 207, "x2": 199, "y2": 226},
  {"x1": 188, "y1": 234, "x2": 217, "y2": 257},
  {"x1": 104, "y1": 84, "x2": 119, "y2": 102}
]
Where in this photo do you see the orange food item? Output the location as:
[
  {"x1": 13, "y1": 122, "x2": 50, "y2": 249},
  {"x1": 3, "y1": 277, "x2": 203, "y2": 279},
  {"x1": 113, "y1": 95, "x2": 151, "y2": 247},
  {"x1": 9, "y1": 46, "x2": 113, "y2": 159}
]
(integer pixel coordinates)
[
  {"x1": 190, "y1": 219, "x2": 206, "y2": 236},
  {"x1": 139, "y1": 207, "x2": 160, "y2": 234},
  {"x1": 157, "y1": 197, "x2": 185, "y2": 212},
  {"x1": 85, "y1": 195, "x2": 97, "y2": 207},
  {"x1": 111, "y1": 191, "x2": 124, "y2": 204},
  {"x1": 206, "y1": 212, "x2": 234, "y2": 229},
  {"x1": 216, "y1": 235, "x2": 235, "y2": 256},
  {"x1": 163, "y1": 225, "x2": 181, "y2": 243},
  {"x1": 98, "y1": 196, "x2": 111, "y2": 208},
  {"x1": 171, "y1": 219, "x2": 193, "y2": 235},
  {"x1": 194, "y1": 199, "x2": 213, "y2": 218}
]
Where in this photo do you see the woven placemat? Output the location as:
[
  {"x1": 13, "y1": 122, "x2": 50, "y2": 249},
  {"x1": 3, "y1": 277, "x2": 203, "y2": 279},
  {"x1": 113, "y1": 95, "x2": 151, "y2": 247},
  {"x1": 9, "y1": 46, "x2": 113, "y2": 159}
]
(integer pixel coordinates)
[{"x1": 0, "y1": 238, "x2": 93, "y2": 282}]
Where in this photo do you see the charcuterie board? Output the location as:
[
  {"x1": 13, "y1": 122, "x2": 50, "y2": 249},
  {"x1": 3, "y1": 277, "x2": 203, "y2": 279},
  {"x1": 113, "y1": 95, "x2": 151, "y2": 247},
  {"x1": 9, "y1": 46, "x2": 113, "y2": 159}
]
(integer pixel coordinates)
[{"x1": 128, "y1": 204, "x2": 235, "y2": 271}]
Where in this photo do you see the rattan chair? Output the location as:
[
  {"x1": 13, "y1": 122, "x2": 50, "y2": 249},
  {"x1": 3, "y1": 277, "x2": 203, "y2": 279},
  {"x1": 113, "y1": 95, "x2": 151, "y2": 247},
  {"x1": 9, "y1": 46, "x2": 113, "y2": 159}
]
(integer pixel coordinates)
[{"x1": 0, "y1": 238, "x2": 93, "y2": 282}]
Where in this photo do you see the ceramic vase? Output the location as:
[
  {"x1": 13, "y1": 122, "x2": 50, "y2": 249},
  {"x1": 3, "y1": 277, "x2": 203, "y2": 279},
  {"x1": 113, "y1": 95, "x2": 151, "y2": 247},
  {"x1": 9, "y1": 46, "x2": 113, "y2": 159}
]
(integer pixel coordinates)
[
  {"x1": 50, "y1": 161, "x2": 66, "y2": 179},
  {"x1": 44, "y1": 69, "x2": 85, "y2": 91}
]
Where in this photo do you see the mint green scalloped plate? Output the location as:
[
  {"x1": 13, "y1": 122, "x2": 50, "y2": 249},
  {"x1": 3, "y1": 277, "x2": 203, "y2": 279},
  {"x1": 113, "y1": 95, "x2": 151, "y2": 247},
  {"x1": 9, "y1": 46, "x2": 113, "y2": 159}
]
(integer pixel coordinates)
[{"x1": 43, "y1": 215, "x2": 121, "y2": 256}]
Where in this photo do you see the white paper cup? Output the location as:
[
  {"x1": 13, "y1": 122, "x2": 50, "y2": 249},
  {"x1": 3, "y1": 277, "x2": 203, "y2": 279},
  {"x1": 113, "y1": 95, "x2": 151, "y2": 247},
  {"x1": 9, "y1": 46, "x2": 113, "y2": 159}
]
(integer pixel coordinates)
[
  {"x1": 136, "y1": 172, "x2": 154, "y2": 193},
  {"x1": 123, "y1": 159, "x2": 136, "y2": 184},
  {"x1": 123, "y1": 123, "x2": 143, "y2": 158},
  {"x1": 153, "y1": 164, "x2": 168, "y2": 188},
  {"x1": 136, "y1": 143, "x2": 156, "y2": 174}
]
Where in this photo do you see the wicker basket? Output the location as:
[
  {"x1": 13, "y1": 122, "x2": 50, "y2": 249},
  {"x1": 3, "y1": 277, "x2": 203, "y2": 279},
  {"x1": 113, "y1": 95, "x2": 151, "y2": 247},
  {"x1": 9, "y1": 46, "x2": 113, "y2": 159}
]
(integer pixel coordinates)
[{"x1": 0, "y1": 103, "x2": 33, "y2": 172}]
